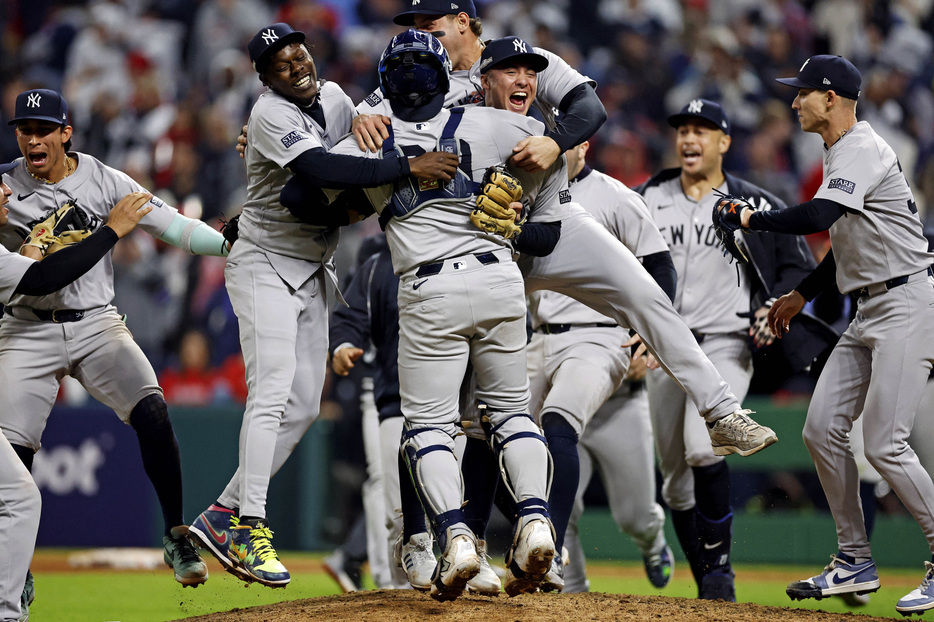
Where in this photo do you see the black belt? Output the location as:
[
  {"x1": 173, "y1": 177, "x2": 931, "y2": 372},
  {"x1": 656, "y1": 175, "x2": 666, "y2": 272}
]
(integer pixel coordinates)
[
  {"x1": 414, "y1": 252, "x2": 499, "y2": 278},
  {"x1": 856, "y1": 266, "x2": 933, "y2": 299},
  {"x1": 537, "y1": 322, "x2": 618, "y2": 335},
  {"x1": 16, "y1": 307, "x2": 85, "y2": 323}
]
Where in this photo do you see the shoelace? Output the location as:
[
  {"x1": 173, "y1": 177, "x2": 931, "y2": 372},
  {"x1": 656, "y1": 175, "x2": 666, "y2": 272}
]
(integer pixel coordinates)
[
  {"x1": 177, "y1": 539, "x2": 204, "y2": 564},
  {"x1": 921, "y1": 561, "x2": 934, "y2": 589},
  {"x1": 249, "y1": 526, "x2": 282, "y2": 562}
]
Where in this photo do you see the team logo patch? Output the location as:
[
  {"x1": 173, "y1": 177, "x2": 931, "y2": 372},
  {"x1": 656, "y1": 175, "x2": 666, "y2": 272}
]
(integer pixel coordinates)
[
  {"x1": 828, "y1": 178, "x2": 855, "y2": 194},
  {"x1": 280, "y1": 131, "x2": 307, "y2": 148},
  {"x1": 364, "y1": 92, "x2": 382, "y2": 107},
  {"x1": 559, "y1": 189, "x2": 571, "y2": 204},
  {"x1": 150, "y1": 196, "x2": 165, "y2": 208},
  {"x1": 418, "y1": 179, "x2": 440, "y2": 191}
]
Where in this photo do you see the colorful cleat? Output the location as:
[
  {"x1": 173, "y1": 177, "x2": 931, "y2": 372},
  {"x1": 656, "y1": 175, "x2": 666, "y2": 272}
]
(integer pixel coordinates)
[
  {"x1": 228, "y1": 519, "x2": 290, "y2": 587},
  {"x1": 708, "y1": 409, "x2": 777, "y2": 457},
  {"x1": 188, "y1": 504, "x2": 253, "y2": 583},
  {"x1": 163, "y1": 525, "x2": 208, "y2": 587},
  {"x1": 643, "y1": 543, "x2": 674, "y2": 588},
  {"x1": 786, "y1": 553, "x2": 879, "y2": 601},
  {"x1": 896, "y1": 561, "x2": 934, "y2": 616}
]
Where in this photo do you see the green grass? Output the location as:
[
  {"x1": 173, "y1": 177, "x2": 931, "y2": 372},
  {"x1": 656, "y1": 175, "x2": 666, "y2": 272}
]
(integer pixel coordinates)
[{"x1": 26, "y1": 553, "x2": 927, "y2": 621}]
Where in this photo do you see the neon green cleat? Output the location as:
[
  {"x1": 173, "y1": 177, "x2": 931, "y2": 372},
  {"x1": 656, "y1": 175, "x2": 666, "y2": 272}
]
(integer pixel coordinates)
[{"x1": 228, "y1": 519, "x2": 290, "y2": 587}]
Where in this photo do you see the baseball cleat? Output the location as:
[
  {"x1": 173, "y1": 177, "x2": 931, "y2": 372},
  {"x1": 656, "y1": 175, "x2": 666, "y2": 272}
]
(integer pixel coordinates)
[
  {"x1": 228, "y1": 519, "x2": 290, "y2": 587},
  {"x1": 18, "y1": 569, "x2": 34, "y2": 622},
  {"x1": 708, "y1": 409, "x2": 777, "y2": 456},
  {"x1": 786, "y1": 553, "x2": 879, "y2": 601},
  {"x1": 700, "y1": 570, "x2": 736, "y2": 601},
  {"x1": 163, "y1": 526, "x2": 209, "y2": 587},
  {"x1": 429, "y1": 534, "x2": 481, "y2": 602},
  {"x1": 323, "y1": 549, "x2": 363, "y2": 593},
  {"x1": 896, "y1": 561, "x2": 934, "y2": 616},
  {"x1": 643, "y1": 543, "x2": 674, "y2": 589},
  {"x1": 504, "y1": 519, "x2": 556, "y2": 597},
  {"x1": 467, "y1": 539, "x2": 501, "y2": 596},
  {"x1": 401, "y1": 532, "x2": 436, "y2": 591},
  {"x1": 188, "y1": 505, "x2": 253, "y2": 583}
]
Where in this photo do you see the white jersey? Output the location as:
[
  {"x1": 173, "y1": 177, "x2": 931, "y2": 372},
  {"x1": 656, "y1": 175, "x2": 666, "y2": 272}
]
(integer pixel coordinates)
[
  {"x1": 815, "y1": 120, "x2": 934, "y2": 293},
  {"x1": 643, "y1": 177, "x2": 749, "y2": 335},
  {"x1": 329, "y1": 102, "x2": 568, "y2": 274},
  {"x1": 529, "y1": 167, "x2": 668, "y2": 328},
  {"x1": 358, "y1": 46, "x2": 594, "y2": 131},
  {"x1": 242, "y1": 81, "x2": 354, "y2": 274},
  {"x1": 0, "y1": 156, "x2": 177, "y2": 310},
  {"x1": 0, "y1": 246, "x2": 33, "y2": 304}
]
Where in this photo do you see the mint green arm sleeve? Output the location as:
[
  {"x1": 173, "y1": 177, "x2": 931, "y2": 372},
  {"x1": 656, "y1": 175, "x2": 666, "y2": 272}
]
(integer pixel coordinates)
[{"x1": 158, "y1": 214, "x2": 229, "y2": 257}]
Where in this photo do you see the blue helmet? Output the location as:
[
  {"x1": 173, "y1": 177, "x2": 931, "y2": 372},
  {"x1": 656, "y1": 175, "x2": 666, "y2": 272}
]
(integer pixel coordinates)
[{"x1": 378, "y1": 29, "x2": 451, "y2": 108}]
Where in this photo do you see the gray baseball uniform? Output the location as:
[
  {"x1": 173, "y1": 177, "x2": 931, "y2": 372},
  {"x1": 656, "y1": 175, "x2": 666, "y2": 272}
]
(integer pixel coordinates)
[
  {"x1": 800, "y1": 121, "x2": 934, "y2": 557},
  {"x1": 214, "y1": 81, "x2": 351, "y2": 520},
  {"x1": 0, "y1": 247, "x2": 41, "y2": 622},
  {"x1": 330, "y1": 101, "x2": 561, "y2": 550},
  {"x1": 526, "y1": 166, "x2": 669, "y2": 583},
  {"x1": 0, "y1": 155, "x2": 181, "y2": 450},
  {"x1": 641, "y1": 176, "x2": 753, "y2": 511}
]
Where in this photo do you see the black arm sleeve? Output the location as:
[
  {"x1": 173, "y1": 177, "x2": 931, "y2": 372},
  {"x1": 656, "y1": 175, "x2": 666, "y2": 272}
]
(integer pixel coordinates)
[
  {"x1": 641, "y1": 250, "x2": 677, "y2": 302},
  {"x1": 513, "y1": 221, "x2": 561, "y2": 257},
  {"x1": 15, "y1": 227, "x2": 120, "y2": 296},
  {"x1": 280, "y1": 175, "x2": 374, "y2": 227},
  {"x1": 795, "y1": 248, "x2": 837, "y2": 301},
  {"x1": 547, "y1": 84, "x2": 608, "y2": 152},
  {"x1": 747, "y1": 198, "x2": 847, "y2": 235},
  {"x1": 287, "y1": 147, "x2": 410, "y2": 190}
]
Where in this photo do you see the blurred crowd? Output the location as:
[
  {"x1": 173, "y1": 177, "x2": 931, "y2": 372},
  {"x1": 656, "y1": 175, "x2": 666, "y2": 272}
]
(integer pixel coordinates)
[{"x1": 0, "y1": 0, "x2": 933, "y2": 406}]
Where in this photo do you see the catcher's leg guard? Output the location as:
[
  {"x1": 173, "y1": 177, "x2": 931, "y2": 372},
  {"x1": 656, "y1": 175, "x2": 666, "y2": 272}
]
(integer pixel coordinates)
[{"x1": 400, "y1": 425, "x2": 472, "y2": 553}]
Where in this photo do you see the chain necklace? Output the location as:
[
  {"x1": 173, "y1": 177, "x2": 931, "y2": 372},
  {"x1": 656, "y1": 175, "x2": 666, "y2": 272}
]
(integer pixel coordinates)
[{"x1": 27, "y1": 155, "x2": 75, "y2": 185}]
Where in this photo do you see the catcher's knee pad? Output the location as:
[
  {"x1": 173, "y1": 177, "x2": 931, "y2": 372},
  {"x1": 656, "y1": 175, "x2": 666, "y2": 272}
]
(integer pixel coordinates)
[{"x1": 400, "y1": 425, "x2": 465, "y2": 546}]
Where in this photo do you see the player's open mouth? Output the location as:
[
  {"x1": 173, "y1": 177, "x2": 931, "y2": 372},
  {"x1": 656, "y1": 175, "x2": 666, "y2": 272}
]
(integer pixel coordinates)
[
  {"x1": 681, "y1": 149, "x2": 700, "y2": 165},
  {"x1": 293, "y1": 74, "x2": 312, "y2": 89},
  {"x1": 509, "y1": 91, "x2": 528, "y2": 110},
  {"x1": 28, "y1": 153, "x2": 48, "y2": 168}
]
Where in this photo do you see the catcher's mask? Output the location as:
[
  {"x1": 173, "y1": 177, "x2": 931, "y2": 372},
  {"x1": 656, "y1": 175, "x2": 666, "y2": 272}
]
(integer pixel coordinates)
[{"x1": 378, "y1": 29, "x2": 451, "y2": 120}]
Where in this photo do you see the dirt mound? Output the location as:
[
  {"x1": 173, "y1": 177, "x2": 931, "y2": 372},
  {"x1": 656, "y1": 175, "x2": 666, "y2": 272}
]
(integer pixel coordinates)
[{"x1": 170, "y1": 589, "x2": 896, "y2": 622}]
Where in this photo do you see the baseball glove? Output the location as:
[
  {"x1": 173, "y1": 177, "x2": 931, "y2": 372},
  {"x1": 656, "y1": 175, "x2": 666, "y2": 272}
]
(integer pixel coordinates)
[
  {"x1": 471, "y1": 165, "x2": 524, "y2": 240},
  {"x1": 23, "y1": 200, "x2": 95, "y2": 257},
  {"x1": 711, "y1": 191, "x2": 754, "y2": 263},
  {"x1": 219, "y1": 214, "x2": 240, "y2": 248}
]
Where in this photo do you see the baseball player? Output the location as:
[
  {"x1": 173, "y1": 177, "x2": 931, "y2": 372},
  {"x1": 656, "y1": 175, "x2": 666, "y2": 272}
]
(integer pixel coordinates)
[
  {"x1": 0, "y1": 88, "x2": 231, "y2": 590},
  {"x1": 636, "y1": 99, "x2": 815, "y2": 600},
  {"x1": 320, "y1": 29, "x2": 570, "y2": 601},
  {"x1": 0, "y1": 163, "x2": 152, "y2": 622},
  {"x1": 186, "y1": 23, "x2": 458, "y2": 588},
  {"x1": 719, "y1": 55, "x2": 934, "y2": 615},
  {"x1": 530, "y1": 139, "x2": 674, "y2": 593}
]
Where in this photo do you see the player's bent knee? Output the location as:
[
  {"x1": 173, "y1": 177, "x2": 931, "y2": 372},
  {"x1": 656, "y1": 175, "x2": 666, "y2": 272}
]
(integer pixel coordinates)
[{"x1": 129, "y1": 393, "x2": 172, "y2": 433}]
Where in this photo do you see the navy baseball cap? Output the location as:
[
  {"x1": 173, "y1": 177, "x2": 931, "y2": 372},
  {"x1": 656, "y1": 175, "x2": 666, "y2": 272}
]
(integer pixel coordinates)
[
  {"x1": 479, "y1": 36, "x2": 549, "y2": 74},
  {"x1": 776, "y1": 55, "x2": 861, "y2": 100},
  {"x1": 248, "y1": 23, "x2": 306, "y2": 72},
  {"x1": 394, "y1": 0, "x2": 477, "y2": 26},
  {"x1": 8, "y1": 89, "x2": 69, "y2": 126},
  {"x1": 0, "y1": 162, "x2": 17, "y2": 177},
  {"x1": 668, "y1": 98, "x2": 731, "y2": 135}
]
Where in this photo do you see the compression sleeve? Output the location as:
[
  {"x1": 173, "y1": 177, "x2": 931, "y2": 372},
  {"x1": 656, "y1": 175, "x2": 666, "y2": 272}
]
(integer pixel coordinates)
[
  {"x1": 748, "y1": 198, "x2": 847, "y2": 235},
  {"x1": 16, "y1": 227, "x2": 120, "y2": 296},
  {"x1": 641, "y1": 250, "x2": 677, "y2": 302},
  {"x1": 548, "y1": 84, "x2": 608, "y2": 152},
  {"x1": 795, "y1": 249, "x2": 837, "y2": 301},
  {"x1": 159, "y1": 214, "x2": 229, "y2": 256},
  {"x1": 287, "y1": 147, "x2": 410, "y2": 189},
  {"x1": 514, "y1": 221, "x2": 561, "y2": 257}
]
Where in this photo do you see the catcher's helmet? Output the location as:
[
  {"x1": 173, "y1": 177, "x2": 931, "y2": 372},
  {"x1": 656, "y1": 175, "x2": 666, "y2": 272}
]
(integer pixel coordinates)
[{"x1": 378, "y1": 29, "x2": 451, "y2": 108}]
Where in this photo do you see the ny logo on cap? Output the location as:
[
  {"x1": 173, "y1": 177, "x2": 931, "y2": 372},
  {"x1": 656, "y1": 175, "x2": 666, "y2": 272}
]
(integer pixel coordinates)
[
  {"x1": 687, "y1": 99, "x2": 703, "y2": 113},
  {"x1": 513, "y1": 39, "x2": 528, "y2": 53},
  {"x1": 261, "y1": 29, "x2": 279, "y2": 45},
  {"x1": 27, "y1": 93, "x2": 41, "y2": 108}
]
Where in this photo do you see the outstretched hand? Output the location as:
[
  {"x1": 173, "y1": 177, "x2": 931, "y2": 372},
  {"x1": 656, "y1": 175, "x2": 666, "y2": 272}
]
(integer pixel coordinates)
[{"x1": 767, "y1": 291, "x2": 806, "y2": 339}]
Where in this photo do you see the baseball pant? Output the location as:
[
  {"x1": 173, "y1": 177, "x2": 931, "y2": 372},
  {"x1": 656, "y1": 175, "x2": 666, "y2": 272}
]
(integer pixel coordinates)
[
  {"x1": 521, "y1": 209, "x2": 740, "y2": 422},
  {"x1": 804, "y1": 275, "x2": 934, "y2": 557},
  {"x1": 218, "y1": 242, "x2": 329, "y2": 519},
  {"x1": 648, "y1": 333, "x2": 752, "y2": 511},
  {"x1": 0, "y1": 432, "x2": 39, "y2": 622},
  {"x1": 360, "y1": 382, "x2": 398, "y2": 588}
]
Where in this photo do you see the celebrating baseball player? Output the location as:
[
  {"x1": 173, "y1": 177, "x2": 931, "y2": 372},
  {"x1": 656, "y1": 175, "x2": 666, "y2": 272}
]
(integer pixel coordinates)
[
  {"x1": 0, "y1": 162, "x2": 154, "y2": 622},
  {"x1": 714, "y1": 54, "x2": 934, "y2": 615},
  {"x1": 186, "y1": 23, "x2": 458, "y2": 588},
  {"x1": 0, "y1": 87, "x2": 233, "y2": 592},
  {"x1": 637, "y1": 99, "x2": 816, "y2": 601},
  {"x1": 538, "y1": 139, "x2": 675, "y2": 593}
]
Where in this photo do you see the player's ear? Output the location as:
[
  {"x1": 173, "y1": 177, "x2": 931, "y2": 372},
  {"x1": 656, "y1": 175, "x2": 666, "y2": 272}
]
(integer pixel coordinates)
[
  {"x1": 61, "y1": 125, "x2": 73, "y2": 144},
  {"x1": 719, "y1": 132, "x2": 731, "y2": 155}
]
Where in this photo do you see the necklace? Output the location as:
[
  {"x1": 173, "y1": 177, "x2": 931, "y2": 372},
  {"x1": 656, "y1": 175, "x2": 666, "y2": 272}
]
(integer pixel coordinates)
[{"x1": 27, "y1": 155, "x2": 75, "y2": 185}]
